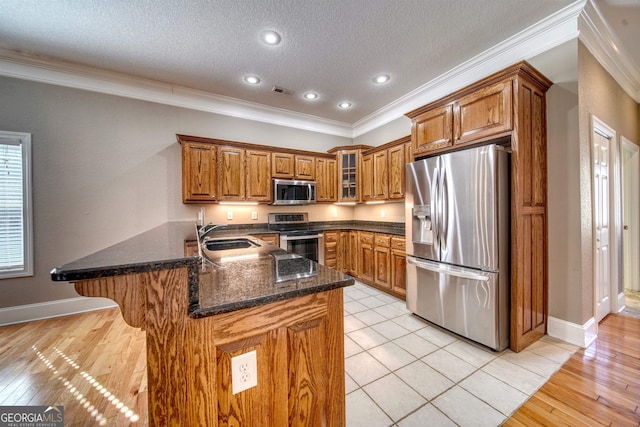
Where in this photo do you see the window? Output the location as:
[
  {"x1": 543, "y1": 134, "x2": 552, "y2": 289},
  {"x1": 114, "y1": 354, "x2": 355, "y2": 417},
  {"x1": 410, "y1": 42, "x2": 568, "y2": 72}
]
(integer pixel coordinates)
[{"x1": 0, "y1": 131, "x2": 33, "y2": 278}]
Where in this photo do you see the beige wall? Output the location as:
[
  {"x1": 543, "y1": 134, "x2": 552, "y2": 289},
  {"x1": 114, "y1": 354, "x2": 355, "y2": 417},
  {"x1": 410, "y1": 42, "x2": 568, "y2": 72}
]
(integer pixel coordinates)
[
  {"x1": 0, "y1": 76, "x2": 351, "y2": 309},
  {"x1": 577, "y1": 42, "x2": 640, "y2": 323}
]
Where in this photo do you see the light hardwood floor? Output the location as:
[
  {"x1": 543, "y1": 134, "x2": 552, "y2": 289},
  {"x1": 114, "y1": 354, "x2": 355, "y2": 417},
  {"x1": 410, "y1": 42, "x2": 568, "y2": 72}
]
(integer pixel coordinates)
[
  {"x1": 1, "y1": 308, "x2": 638, "y2": 426},
  {"x1": 505, "y1": 313, "x2": 640, "y2": 426}
]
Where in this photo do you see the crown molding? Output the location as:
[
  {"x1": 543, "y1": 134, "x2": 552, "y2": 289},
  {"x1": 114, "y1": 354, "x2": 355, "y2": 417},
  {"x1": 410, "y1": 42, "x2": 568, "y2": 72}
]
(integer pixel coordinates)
[
  {"x1": 352, "y1": 0, "x2": 586, "y2": 137},
  {"x1": 0, "y1": 49, "x2": 354, "y2": 138},
  {"x1": 579, "y1": 0, "x2": 640, "y2": 103}
]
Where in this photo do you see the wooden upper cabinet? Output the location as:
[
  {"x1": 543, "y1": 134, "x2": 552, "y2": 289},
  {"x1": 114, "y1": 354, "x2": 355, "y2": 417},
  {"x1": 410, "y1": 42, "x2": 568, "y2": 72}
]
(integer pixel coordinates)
[
  {"x1": 388, "y1": 144, "x2": 406, "y2": 200},
  {"x1": 373, "y1": 151, "x2": 389, "y2": 200},
  {"x1": 336, "y1": 150, "x2": 360, "y2": 202},
  {"x1": 218, "y1": 147, "x2": 271, "y2": 202},
  {"x1": 360, "y1": 154, "x2": 373, "y2": 201},
  {"x1": 246, "y1": 150, "x2": 271, "y2": 202},
  {"x1": 218, "y1": 146, "x2": 246, "y2": 200},
  {"x1": 412, "y1": 104, "x2": 454, "y2": 155},
  {"x1": 182, "y1": 142, "x2": 217, "y2": 203},
  {"x1": 316, "y1": 157, "x2": 337, "y2": 202},
  {"x1": 295, "y1": 155, "x2": 315, "y2": 180},
  {"x1": 271, "y1": 152, "x2": 295, "y2": 178},
  {"x1": 454, "y1": 79, "x2": 512, "y2": 145}
]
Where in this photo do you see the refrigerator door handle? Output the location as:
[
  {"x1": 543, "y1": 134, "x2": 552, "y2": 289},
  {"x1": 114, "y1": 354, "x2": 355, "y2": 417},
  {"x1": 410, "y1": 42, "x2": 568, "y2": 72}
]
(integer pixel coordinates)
[
  {"x1": 407, "y1": 257, "x2": 490, "y2": 282},
  {"x1": 441, "y1": 165, "x2": 448, "y2": 253},
  {"x1": 431, "y1": 167, "x2": 440, "y2": 254}
]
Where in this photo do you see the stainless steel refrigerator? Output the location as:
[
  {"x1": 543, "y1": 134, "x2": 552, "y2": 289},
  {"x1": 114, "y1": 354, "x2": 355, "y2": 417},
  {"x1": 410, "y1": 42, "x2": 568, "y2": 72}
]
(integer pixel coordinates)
[{"x1": 405, "y1": 144, "x2": 510, "y2": 351}]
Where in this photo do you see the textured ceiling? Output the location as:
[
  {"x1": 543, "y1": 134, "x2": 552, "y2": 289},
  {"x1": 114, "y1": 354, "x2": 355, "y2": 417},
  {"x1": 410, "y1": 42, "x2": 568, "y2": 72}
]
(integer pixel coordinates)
[{"x1": 0, "y1": 0, "x2": 636, "y2": 125}]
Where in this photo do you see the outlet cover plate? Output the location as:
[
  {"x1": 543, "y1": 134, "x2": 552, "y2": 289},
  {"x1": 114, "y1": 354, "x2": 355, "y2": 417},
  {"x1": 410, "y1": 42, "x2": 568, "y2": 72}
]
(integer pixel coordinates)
[{"x1": 231, "y1": 350, "x2": 257, "y2": 394}]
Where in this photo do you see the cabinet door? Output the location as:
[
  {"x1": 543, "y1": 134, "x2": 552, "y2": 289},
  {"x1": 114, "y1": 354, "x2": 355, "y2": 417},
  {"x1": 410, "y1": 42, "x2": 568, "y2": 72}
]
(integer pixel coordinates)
[
  {"x1": 373, "y1": 234, "x2": 391, "y2": 288},
  {"x1": 338, "y1": 231, "x2": 349, "y2": 273},
  {"x1": 315, "y1": 157, "x2": 328, "y2": 201},
  {"x1": 412, "y1": 104, "x2": 454, "y2": 155},
  {"x1": 326, "y1": 158, "x2": 338, "y2": 202},
  {"x1": 391, "y1": 237, "x2": 406, "y2": 297},
  {"x1": 388, "y1": 144, "x2": 405, "y2": 200},
  {"x1": 339, "y1": 151, "x2": 359, "y2": 202},
  {"x1": 358, "y1": 232, "x2": 374, "y2": 282},
  {"x1": 272, "y1": 152, "x2": 295, "y2": 178},
  {"x1": 182, "y1": 142, "x2": 217, "y2": 203},
  {"x1": 349, "y1": 231, "x2": 359, "y2": 276},
  {"x1": 454, "y1": 79, "x2": 512, "y2": 145},
  {"x1": 246, "y1": 150, "x2": 272, "y2": 202},
  {"x1": 295, "y1": 155, "x2": 315, "y2": 180},
  {"x1": 373, "y1": 150, "x2": 389, "y2": 200},
  {"x1": 218, "y1": 146, "x2": 246, "y2": 200},
  {"x1": 360, "y1": 154, "x2": 373, "y2": 201}
]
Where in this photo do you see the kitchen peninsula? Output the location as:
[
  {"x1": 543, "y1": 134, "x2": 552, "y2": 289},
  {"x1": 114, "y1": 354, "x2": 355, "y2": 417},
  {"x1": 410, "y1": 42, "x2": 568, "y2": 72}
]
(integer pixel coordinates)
[{"x1": 51, "y1": 222, "x2": 354, "y2": 426}]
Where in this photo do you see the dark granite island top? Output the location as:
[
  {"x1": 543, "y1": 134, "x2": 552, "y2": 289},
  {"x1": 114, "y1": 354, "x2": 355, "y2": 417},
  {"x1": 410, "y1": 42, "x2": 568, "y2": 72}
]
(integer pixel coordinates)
[{"x1": 51, "y1": 221, "x2": 354, "y2": 318}]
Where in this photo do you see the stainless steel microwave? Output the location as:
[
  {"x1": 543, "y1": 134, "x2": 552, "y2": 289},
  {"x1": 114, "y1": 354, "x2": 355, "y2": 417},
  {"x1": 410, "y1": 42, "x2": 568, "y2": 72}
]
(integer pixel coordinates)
[{"x1": 272, "y1": 179, "x2": 316, "y2": 205}]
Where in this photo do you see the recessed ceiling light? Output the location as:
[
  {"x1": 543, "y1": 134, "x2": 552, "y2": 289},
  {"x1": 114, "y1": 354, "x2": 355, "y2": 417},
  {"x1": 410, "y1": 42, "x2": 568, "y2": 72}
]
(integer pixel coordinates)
[
  {"x1": 303, "y1": 92, "x2": 318, "y2": 100},
  {"x1": 338, "y1": 101, "x2": 352, "y2": 109},
  {"x1": 261, "y1": 30, "x2": 281, "y2": 45},
  {"x1": 243, "y1": 75, "x2": 261, "y2": 85},
  {"x1": 373, "y1": 74, "x2": 390, "y2": 84}
]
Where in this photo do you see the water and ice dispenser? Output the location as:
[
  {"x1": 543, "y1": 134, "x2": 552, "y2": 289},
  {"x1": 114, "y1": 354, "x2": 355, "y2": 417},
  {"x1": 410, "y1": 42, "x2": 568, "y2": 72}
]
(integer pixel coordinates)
[{"x1": 412, "y1": 205, "x2": 433, "y2": 245}]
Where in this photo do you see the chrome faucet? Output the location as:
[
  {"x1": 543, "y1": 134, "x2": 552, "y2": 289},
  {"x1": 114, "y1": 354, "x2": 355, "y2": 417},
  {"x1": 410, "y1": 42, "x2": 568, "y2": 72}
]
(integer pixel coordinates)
[{"x1": 198, "y1": 223, "x2": 227, "y2": 242}]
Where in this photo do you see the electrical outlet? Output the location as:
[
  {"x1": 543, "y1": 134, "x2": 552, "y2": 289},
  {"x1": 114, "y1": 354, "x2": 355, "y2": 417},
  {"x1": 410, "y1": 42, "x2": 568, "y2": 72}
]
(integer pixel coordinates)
[
  {"x1": 251, "y1": 211, "x2": 258, "y2": 220},
  {"x1": 231, "y1": 350, "x2": 257, "y2": 394},
  {"x1": 380, "y1": 209, "x2": 386, "y2": 218},
  {"x1": 227, "y1": 211, "x2": 233, "y2": 220}
]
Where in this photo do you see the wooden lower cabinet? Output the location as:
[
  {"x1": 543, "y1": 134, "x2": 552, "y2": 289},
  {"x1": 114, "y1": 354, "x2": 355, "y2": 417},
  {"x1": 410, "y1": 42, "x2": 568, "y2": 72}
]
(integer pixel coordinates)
[
  {"x1": 74, "y1": 271, "x2": 347, "y2": 426},
  {"x1": 323, "y1": 231, "x2": 338, "y2": 268},
  {"x1": 390, "y1": 237, "x2": 406, "y2": 296},
  {"x1": 358, "y1": 232, "x2": 375, "y2": 282},
  {"x1": 373, "y1": 234, "x2": 391, "y2": 288},
  {"x1": 323, "y1": 230, "x2": 406, "y2": 299}
]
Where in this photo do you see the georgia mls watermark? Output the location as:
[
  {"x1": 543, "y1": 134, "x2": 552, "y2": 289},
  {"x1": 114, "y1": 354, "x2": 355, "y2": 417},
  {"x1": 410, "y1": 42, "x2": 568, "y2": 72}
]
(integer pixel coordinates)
[{"x1": 0, "y1": 406, "x2": 64, "y2": 427}]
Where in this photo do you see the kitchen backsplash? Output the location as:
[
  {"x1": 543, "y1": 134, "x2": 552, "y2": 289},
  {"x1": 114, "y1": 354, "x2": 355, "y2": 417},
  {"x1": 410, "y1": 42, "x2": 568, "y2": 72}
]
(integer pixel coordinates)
[{"x1": 188, "y1": 202, "x2": 405, "y2": 225}]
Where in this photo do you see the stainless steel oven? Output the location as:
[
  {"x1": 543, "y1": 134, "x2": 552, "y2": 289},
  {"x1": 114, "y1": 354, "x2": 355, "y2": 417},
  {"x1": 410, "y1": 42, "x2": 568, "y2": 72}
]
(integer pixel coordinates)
[{"x1": 268, "y1": 213, "x2": 324, "y2": 264}]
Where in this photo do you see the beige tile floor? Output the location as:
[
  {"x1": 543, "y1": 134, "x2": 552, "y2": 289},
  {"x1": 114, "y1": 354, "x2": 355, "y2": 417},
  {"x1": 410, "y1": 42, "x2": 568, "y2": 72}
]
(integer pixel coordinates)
[{"x1": 343, "y1": 281, "x2": 579, "y2": 427}]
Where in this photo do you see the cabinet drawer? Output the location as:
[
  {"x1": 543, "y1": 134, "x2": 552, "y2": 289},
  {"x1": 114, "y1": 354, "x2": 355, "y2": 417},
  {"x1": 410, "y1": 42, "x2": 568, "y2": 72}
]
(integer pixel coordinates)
[
  {"x1": 359, "y1": 232, "x2": 374, "y2": 245},
  {"x1": 324, "y1": 231, "x2": 339, "y2": 243},
  {"x1": 374, "y1": 234, "x2": 390, "y2": 247},
  {"x1": 391, "y1": 237, "x2": 405, "y2": 251}
]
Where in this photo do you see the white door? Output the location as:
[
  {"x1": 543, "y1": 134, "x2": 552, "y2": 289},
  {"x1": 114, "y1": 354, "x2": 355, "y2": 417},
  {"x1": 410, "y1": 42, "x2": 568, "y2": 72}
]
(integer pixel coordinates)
[
  {"x1": 593, "y1": 123, "x2": 612, "y2": 323},
  {"x1": 622, "y1": 138, "x2": 639, "y2": 292}
]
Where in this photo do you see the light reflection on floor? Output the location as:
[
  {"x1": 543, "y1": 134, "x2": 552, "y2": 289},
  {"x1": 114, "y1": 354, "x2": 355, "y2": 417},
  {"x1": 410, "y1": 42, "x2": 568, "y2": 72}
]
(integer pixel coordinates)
[{"x1": 32, "y1": 345, "x2": 140, "y2": 425}]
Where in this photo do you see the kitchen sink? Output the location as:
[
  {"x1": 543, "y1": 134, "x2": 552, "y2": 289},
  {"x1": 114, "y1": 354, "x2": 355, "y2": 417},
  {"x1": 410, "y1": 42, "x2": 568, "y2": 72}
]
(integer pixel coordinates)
[{"x1": 203, "y1": 238, "x2": 261, "y2": 251}]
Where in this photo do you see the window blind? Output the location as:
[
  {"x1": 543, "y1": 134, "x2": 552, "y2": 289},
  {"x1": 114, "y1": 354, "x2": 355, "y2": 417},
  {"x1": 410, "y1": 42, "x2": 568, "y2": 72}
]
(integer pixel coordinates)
[{"x1": 0, "y1": 140, "x2": 26, "y2": 273}]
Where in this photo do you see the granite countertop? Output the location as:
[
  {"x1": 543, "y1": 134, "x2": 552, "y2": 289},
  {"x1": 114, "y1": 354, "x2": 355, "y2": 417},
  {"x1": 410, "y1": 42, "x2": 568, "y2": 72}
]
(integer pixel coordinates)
[
  {"x1": 51, "y1": 221, "x2": 376, "y2": 318},
  {"x1": 50, "y1": 220, "x2": 404, "y2": 318}
]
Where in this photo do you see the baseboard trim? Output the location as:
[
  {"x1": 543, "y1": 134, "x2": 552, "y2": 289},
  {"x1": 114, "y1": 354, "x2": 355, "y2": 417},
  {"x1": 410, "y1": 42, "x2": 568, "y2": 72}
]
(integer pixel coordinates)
[
  {"x1": 0, "y1": 297, "x2": 117, "y2": 326},
  {"x1": 547, "y1": 315, "x2": 597, "y2": 348}
]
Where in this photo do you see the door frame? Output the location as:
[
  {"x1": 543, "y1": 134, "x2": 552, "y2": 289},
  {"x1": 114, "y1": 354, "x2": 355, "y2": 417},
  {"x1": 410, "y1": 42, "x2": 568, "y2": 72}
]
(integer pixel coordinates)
[
  {"x1": 621, "y1": 136, "x2": 639, "y2": 299},
  {"x1": 590, "y1": 114, "x2": 622, "y2": 322}
]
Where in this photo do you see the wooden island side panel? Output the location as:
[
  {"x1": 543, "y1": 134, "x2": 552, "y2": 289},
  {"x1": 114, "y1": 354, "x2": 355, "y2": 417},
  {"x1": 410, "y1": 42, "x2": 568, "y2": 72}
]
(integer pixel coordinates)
[{"x1": 74, "y1": 269, "x2": 346, "y2": 426}]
